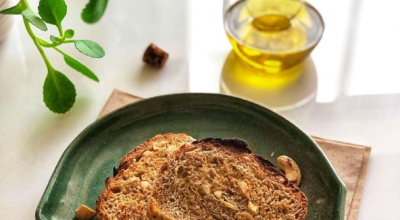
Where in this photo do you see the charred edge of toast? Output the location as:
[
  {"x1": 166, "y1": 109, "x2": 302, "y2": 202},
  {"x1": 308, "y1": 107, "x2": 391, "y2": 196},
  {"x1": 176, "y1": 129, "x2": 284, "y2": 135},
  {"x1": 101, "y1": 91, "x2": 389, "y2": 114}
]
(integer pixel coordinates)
[
  {"x1": 96, "y1": 186, "x2": 110, "y2": 217},
  {"x1": 253, "y1": 155, "x2": 285, "y2": 177},
  {"x1": 297, "y1": 192, "x2": 309, "y2": 218},
  {"x1": 193, "y1": 138, "x2": 251, "y2": 153}
]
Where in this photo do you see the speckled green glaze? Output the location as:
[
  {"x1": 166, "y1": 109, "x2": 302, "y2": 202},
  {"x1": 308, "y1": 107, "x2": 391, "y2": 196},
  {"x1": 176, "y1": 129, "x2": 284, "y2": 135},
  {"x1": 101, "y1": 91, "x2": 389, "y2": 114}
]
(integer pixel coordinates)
[{"x1": 36, "y1": 93, "x2": 346, "y2": 220}]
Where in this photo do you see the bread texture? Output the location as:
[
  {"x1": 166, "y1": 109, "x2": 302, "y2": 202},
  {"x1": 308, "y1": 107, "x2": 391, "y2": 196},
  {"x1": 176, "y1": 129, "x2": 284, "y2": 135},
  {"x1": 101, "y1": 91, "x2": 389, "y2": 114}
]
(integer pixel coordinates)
[
  {"x1": 96, "y1": 133, "x2": 195, "y2": 219},
  {"x1": 147, "y1": 138, "x2": 308, "y2": 220}
]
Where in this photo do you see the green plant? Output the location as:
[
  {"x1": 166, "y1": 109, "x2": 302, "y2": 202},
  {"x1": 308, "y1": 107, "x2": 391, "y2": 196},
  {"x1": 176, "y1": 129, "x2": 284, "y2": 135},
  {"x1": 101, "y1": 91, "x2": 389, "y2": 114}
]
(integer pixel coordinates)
[
  {"x1": 81, "y1": 0, "x2": 108, "y2": 24},
  {"x1": 0, "y1": 0, "x2": 108, "y2": 113}
]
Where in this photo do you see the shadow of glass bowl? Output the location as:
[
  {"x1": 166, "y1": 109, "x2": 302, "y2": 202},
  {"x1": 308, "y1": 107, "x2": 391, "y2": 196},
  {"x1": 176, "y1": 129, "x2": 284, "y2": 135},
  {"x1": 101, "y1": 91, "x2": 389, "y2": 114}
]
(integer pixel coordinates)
[{"x1": 220, "y1": 51, "x2": 318, "y2": 111}]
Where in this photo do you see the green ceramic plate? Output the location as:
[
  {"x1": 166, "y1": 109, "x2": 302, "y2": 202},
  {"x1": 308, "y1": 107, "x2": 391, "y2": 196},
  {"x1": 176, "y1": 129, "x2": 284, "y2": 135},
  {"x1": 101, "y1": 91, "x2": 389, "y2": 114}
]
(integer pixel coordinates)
[{"x1": 36, "y1": 93, "x2": 346, "y2": 220}]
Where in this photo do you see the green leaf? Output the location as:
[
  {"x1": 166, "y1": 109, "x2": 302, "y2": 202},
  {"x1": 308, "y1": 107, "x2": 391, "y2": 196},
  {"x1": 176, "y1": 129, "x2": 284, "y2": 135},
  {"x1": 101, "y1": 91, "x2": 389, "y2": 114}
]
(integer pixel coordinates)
[
  {"x1": 0, "y1": 2, "x2": 23, "y2": 15},
  {"x1": 64, "y1": 29, "x2": 74, "y2": 38},
  {"x1": 22, "y1": 8, "x2": 48, "y2": 31},
  {"x1": 63, "y1": 53, "x2": 99, "y2": 82},
  {"x1": 74, "y1": 40, "x2": 105, "y2": 58},
  {"x1": 43, "y1": 70, "x2": 76, "y2": 113},
  {"x1": 50, "y1": 35, "x2": 62, "y2": 44},
  {"x1": 81, "y1": 0, "x2": 108, "y2": 24},
  {"x1": 38, "y1": 0, "x2": 67, "y2": 26}
]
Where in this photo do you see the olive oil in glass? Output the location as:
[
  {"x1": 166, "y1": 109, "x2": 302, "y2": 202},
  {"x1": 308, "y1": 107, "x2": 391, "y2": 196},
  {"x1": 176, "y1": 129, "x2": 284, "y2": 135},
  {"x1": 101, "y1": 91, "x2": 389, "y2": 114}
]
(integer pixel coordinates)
[{"x1": 224, "y1": 0, "x2": 324, "y2": 73}]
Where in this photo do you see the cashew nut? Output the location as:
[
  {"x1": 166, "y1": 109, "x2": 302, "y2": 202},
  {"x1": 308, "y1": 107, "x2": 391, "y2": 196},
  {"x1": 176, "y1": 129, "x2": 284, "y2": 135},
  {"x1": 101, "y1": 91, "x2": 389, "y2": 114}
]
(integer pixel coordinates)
[
  {"x1": 75, "y1": 205, "x2": 97, "y2": 220},
  {"x1": 202, "y1": 184, "x2": 211, "y2": 194},
  {"x1": 247, "y1": 201, "x2": 259, "y2": 215},
  {"x1": 214, "y1": 190, "x2": 223, "y2": 199},
  {"x1": 223, "y1": 201, "x2": 239, "y2": 210},
  {"x1": 140, "y1": 181, "x2": 150, "y2": 189},
  {"x1": 235, "y1": 212, "x2": 254, "y2": 220},
  {"x1": 277, "y1": 155, "x2": 301, "y2": 186},
  {"x1": 238, "y1": 181, "x2": 250, "y2": 199}
]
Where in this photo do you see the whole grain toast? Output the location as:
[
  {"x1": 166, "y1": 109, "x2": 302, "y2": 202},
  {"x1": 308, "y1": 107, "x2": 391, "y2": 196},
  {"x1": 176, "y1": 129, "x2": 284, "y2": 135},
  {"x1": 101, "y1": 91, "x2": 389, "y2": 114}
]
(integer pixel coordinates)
[
  {"x1": 148, "y1": 138, "x2": 308, "y2": 220},
  {"x1": 96, "y1": 133, "x2": 195, "y2": 219}
]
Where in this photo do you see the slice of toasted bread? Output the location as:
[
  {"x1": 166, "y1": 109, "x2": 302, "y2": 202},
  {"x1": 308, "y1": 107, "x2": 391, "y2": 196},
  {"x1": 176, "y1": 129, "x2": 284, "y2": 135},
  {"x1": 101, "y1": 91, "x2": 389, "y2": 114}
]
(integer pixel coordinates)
[
  {"x1": 96, "y1": 133, "x2": 195, "y2": 219},
  {"x1": 148, "y1": 138, "x2": 308, "y2": 220}
]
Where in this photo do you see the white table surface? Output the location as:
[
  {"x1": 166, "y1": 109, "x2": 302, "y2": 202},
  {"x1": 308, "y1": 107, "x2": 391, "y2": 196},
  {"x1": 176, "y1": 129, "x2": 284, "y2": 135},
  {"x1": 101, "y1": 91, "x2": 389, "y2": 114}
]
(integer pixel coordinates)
[{"x1": 0, "y1": 0, "x2": 399, "y2": 219}]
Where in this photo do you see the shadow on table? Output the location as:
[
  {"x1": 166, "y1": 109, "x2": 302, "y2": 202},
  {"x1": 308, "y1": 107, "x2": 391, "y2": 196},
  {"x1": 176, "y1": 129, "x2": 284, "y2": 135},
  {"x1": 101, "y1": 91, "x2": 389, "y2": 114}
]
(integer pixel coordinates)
[
  {"x1": 220, "y1": 51, "x2": 318, "y2": 112},
  {"x1": 25, "y1": 95, "x2": 92, "y2": 151}
]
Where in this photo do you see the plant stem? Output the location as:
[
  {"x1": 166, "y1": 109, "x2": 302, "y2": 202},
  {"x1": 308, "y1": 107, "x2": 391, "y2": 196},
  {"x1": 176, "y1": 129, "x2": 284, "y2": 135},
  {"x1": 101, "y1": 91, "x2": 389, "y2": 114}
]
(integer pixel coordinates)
[
  {"x1": 57, "y1": 23, "x2": 63, "y2": 37},
  {"x1": 20, "y1": 0, "x2": 30, "y2": 13},
  {"x1": 53, "y1": 46, "x2": 65, "y2": 55},
  {"x1": 38, "y1": 38, "x2": 74, "y2": 48},
  {"x1": 23, "y1": 17, "x2": 53, "y2": 71},
  {"x1": 38, "y1": 38, "x2": 62, "y2": 47},
  {"x1": 20, "y1": 0, "x2": 53, "y2": 71}
]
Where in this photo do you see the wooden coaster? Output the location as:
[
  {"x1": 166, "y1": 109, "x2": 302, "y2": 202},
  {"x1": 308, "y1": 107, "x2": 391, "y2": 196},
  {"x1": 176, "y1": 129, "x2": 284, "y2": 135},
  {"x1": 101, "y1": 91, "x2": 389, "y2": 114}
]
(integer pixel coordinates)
[{"x1": 98, "y1": 89, "x2": 371, "y2": 220}]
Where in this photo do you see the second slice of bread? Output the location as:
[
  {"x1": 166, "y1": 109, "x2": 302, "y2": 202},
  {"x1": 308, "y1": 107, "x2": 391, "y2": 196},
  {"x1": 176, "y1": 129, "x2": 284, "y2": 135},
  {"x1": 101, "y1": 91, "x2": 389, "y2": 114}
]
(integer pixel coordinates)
[{"x1": 148, "y1": 138, "x2": 308, "y2": 220}]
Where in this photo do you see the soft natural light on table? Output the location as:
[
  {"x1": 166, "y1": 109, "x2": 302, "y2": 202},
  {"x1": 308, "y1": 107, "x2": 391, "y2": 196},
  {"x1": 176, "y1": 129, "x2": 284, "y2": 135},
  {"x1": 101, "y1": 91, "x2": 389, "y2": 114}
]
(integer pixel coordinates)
[{"x1": 0, "y1": 0, "x2": 399, "y2": 219}]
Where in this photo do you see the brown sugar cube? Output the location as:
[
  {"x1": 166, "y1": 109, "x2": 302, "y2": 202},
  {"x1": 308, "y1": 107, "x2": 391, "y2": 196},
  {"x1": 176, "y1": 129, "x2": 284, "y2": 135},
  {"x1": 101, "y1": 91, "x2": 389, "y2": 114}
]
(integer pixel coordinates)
[{"x1": 142, "y1": 43, "x2": 169, "y2": 67}]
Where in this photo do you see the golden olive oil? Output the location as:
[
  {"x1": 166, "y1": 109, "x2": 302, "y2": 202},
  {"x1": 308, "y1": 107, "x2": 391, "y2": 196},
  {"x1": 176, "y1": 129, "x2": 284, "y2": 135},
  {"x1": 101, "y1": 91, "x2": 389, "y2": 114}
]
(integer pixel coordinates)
[
  {"x1": 252, "y1": 14, "x2": 291, "y2": 32},
  {"x1": 224, "y1": 0, "x2": 317, "y2": 72}
]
